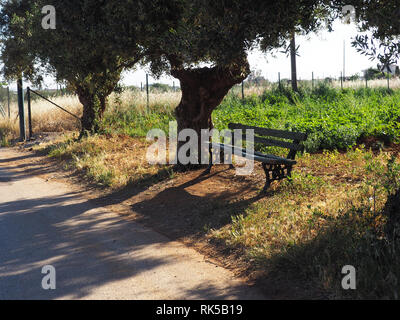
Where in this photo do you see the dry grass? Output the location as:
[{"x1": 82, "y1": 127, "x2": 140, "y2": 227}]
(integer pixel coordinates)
[
  {"x1": 1, "y1": 94, "x2": 82, "y2": 142},
  {"x1": 108, "y1": 89, "x2": 180, "y2": 114},
  {"x1": 34, "y1": 126, "x2": 400, "y2": 298},
  {"x1": 36, "y1": 133, "x2": 173, "y2": 188},
  {"x1": 332, "y1": 78, "x2": 400, "y2": 89}
]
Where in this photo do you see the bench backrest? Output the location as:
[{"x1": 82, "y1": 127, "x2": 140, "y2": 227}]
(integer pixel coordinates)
[{"x1": 228, "y1": 123, "x2": 308, "y2": 160}]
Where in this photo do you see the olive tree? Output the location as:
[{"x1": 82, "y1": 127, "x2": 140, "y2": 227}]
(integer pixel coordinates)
[
  {"x1": 116, "y1": 0, "x2": 340, "y2": 164},
  {"x1": 0, "y1": 0, "x2": 144, "y2": 136}
]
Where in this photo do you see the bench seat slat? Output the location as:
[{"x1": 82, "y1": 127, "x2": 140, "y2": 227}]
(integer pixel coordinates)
[
  {"x1": 208, "y1": 142, "x2": 296, "y2": 166},
  {"x1": 252, "y1": 135, "x2": 304, "y2": 151},
  {"x1": 228, "y1": 123, "x2": 307, "y2": 141}
]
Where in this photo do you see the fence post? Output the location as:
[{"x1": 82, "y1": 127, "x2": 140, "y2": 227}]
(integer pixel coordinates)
[
  {"x1": 17, "y1": 77, "x2": 26, "y2": 142},
  {"x1": 241, "y1": 81, "x2": 244, "y2": 99},
  {"x1": 146, "y1": 74, "x2": 149, "y2": 113},
  {"x1": 278, "y1": 72, "x2": 281, "y2": 91},
  {"x1": 340, "y1": 72, "x2": 342, "y2": 90},
  {"x1": 387, "y1": 73, "x2": 390, "y2": 90},
  {"x1": 27, "y1": 87, "x2": 33, "y2": 140},
  {"x1": 7, "y1": 86, "x2": 10, "y2": 118},
  {"x1": 312, "y1": 72, "x2": 314, "y2": 90},
  {"x1": 365, "y1": 72, "x2": 368, "y2": 88}
]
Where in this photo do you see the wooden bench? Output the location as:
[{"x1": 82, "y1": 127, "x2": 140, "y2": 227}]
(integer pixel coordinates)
[{"x1": 205, "y1": 123, "x2": 308, "y2": 192}]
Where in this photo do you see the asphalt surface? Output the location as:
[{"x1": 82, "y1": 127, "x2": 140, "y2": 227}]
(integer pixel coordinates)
[{"x1": 0, "y1": 148, "x2": 265, "y2": 300}]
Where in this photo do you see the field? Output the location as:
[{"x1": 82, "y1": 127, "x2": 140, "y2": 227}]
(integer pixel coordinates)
[
  {"x1": 2, "y1": 81, "x2": 400, "y2": 298},
  {"x1": 98, "y1": 82, "x2": 400, "y2": 154}
]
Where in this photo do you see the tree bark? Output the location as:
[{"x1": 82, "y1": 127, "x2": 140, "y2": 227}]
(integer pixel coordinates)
[
  {"x1": 75, "y1": 86, "x2": 112, "y2": 138},
  {"x1": 76, "y1": 88, "x2": 103, "y2": 137},
  {"x1": 169, "y1": 56, "x2": 250, "y2": 166}
]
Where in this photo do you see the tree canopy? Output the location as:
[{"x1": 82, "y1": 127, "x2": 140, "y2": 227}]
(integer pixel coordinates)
[
  {"x1": 350, "y1": 0, "x2": 400, "y2": 68},
  {"x1": 0, "y1": 0, "x2": 146, "y2": 134},
  {"x1": 0, "y1": 0, "x2": 353, "y2": 144}
]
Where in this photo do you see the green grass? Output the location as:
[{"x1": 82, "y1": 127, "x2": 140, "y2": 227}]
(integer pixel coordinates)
[
  {"x1": 214, "y1": 84, "x2": 400, "y2": 152},
  {"x1": 209, "y1": 149, "x2": 400, "y2": 299},
  {"x1": 101, "y1": 103, "x2": 175, "y2": 138},
  {"x1": 100, "y1": 84, "x2": 400, "y2": 154}
]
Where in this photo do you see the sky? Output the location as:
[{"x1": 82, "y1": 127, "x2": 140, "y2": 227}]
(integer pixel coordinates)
[
  {"x1": 119, "y1": 20, "x2": 375, "y2": 87},
  {"x1": 9, "y1": 19, "x2": 376, "y2": 90}
]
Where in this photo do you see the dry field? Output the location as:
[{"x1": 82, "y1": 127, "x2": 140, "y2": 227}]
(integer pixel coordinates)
[
  {"x1": 332, "y1": 78, "x2": 400, "y2": 89},
  {"x1": 0, "y1": 89, "x2": 182, "y2": 142}
]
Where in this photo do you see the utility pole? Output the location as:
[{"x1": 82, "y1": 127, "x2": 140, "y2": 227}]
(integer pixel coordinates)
[
  {"x1": 17, "y1": 77, "x2": 26, "y2": 141},
  {"x1": 290, "y1": 34, "x2": 298, "y2": 92}
]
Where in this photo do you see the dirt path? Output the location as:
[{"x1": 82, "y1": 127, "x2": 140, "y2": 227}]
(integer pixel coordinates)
[{"x1": 0, "y1": 148, "x2": 266, "y2": 300}]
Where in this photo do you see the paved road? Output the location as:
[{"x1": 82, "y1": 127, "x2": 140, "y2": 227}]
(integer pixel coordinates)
[{"x1": 0, "y1": 148, "x2": 265, "y2": 300}]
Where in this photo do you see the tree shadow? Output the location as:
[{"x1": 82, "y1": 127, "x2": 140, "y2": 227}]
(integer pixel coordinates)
[
  {"x1": 0, "y1": 159, "x2": 265, "y2": 300},
  {"x1": 128, "y1": 166, "x2": 265, "y2": 241}
]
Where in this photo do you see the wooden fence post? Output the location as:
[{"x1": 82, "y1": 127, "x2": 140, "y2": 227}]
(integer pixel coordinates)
[
  {"x1": 278, "y1": 72, "x2": 281, "y2": 91},
  {"x1": 146, "y1": 74, "x2": 149, "y2": 113},
  {"x1": 27, "y1": 87, "x2": 33, "y2": 140},
  {"x1": 387, "y1": 73, "x2": 390, "y2": 90},
  {"x1": 340, "y1": 72, "x2": 343, "y2": 90},
  {"x1": 7, "y1": 86, "x2": 10, "y2": 118},
  {"x1": 312, "y1": 72, "x2": 314, "y2": 90},
  {"x1": 17, "y1": 77, "x2": 26, "y2": 141}
]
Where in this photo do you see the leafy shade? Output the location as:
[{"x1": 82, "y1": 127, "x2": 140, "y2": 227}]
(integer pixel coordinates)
[{"x1": 350, "y1": 0, "x2": 400, "y2": 67}]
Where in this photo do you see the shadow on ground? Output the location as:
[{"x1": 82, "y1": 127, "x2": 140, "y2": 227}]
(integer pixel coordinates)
[{"x1": 0, "y1": 150, "x2": 265, "y2": 299}]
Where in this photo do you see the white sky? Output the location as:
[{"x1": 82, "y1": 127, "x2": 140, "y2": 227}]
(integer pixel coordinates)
[
  {"x1": 9, "y1": 20, "x2": 376, "y2": 90},
  {"x1": 120, "y1": 20, "x2": 375, "y2": 87}
]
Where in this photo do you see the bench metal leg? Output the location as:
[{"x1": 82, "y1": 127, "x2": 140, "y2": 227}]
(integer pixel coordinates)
[
  {"x1": 203, "y1": 145, "x2": 214, "y2": 175},
  {"x1": 203, "y1": 163, "x2": 213, "y2": 175},
  {"x1": 261, "y1": 163, "x2": 271, "y2": 192},
  {"x1": 261, "y1": 163, "x2": 293, "y2": 192}
]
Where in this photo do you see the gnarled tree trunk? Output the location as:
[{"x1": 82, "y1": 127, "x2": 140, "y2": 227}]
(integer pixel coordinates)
[
  {"x1": 169, "y1": 56, "x2": 250, "y2": 167},
  {"x1": 76, "y1": 88, "x2": 110, "y2": 138}
]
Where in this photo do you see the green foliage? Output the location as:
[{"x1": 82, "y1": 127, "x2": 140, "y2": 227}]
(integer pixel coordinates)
[
  {"x1": 150, "y1": 83, "x2": 173, "y2": 93},
  {"x1": 101, "y1": 86, "x2": 400, "y2": 154},
  {"x1": 101, "y1": 105, "x2": 175, "y2": 138},
  {"x1": 213, "y1": 85, "x2": 400, "y2": 152},
  {"x1": 350, "y1": 0, "x2": 400, "y2": 69}
]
